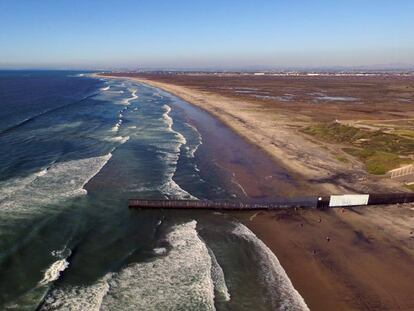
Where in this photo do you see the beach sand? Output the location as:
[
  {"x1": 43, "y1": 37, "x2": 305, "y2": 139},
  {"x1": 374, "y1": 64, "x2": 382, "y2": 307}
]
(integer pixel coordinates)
[
  {"x1": 100, "y1": 73, "x2": 414, "y2": 310},
  {"x1": 241, "y1": 206, "x2": 414, "y2": 310},
  {"x1": 103, "y1": 74, "x2": 406, "y2": 194}
]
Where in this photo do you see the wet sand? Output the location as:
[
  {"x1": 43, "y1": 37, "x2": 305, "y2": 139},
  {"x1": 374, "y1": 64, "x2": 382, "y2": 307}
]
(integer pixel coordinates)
[
  {"x1": 241, "y1": 206, "x2": 414, "y2": 311},
  {"x1": 100, "y1": 73, "x2": 414, "y2": 310},
  {"x1": 168, "y1": 88, "x2": 317, "y2": 199},
  {"x1": 102, "y1": 73, "x2": 407, "y2": 194},
  {"x1": 172, "y1": 92, "x2": 414, "y2": 310}
]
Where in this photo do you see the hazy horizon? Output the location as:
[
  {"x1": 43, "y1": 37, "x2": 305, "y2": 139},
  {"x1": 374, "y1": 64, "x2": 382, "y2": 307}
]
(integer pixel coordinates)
[
  {"x1": 1, "y1": 0, "x2": 413, "y2": 70},
  {"x1": 1, "y1": 64, "x2": 414, "y2": 72}
]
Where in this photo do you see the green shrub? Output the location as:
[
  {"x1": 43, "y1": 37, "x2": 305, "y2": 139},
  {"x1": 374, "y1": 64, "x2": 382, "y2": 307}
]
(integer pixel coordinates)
[{"x1": 303, "y1": 123, "x2": 413, "y2": 175}]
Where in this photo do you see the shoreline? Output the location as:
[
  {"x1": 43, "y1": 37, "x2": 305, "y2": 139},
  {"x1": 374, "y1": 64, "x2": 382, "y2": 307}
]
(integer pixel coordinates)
[
  {"x1": 97, "y1": 74, "x2": 332, "y2": 192},
  {"x1": 240, "y1": 205, "x2": 414, "y2": 311},
  {"x1": 100, "y1": 74, "x2": 405, "y2": 195},
  {"x1": 99, "y1": 74, "x2": 414, "y2": 310}
]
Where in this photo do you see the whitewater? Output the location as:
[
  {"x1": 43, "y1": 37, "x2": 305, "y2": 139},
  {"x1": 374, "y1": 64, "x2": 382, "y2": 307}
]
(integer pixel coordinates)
[{"x1": 0, "y1": 72, "x2": 308, "y2": 310}]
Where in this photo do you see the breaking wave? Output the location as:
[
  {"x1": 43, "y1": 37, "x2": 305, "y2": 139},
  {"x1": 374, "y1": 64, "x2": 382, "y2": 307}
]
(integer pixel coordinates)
[
  {"x1": 186, "y1": 122, "x2": 203, "y2": 158},
  {"x1": 111, "y1": 119, "x2": 122, "y2": 132},
  {"x1": 208, "y1": 247, "x2": 231, "y2": 302},
  {"x1": 105, "y1": 136, "x2": 130, "y2": 144},
  {"x1": 0, "y1": 154, "x2": 112, "y2": 220},
  {"x1": 232, "y1": 223, "x2": 309, "y2": 311},
  {"x1": 0, "y1": 93, "x2": 98, "y2": 137},
  {"x1": 101, "y1": 221, "x2": 215, "y2": 310},
  {"x1": 162, "y1": 104, "x2": 187, "y2": 145},
  {"x1": 159, "y1": 105, "x2": 195, "y2": 199},
  {"x1": 111, "y1": 123, "x2": 120, "y2": 132},
  {"x1": 41, "y1": 221, "x2": 216, "y2": 310},
  {"x1": 39, "y1": 277, "x2": 111, "y2": 311},
  {"x1": 39, "y1": 259, "x2": 69, "y2": 286},
  {"x1": 158, "y1": 176, "x2": 196, "y2": 200},
  {"x1": 121, "y1": 89, "x2": 138, "y2": 105}
]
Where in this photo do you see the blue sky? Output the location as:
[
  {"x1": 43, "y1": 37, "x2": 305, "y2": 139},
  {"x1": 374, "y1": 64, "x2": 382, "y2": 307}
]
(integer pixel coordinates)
[{"x1": 0, "y1": 0, "x2": 413, "y2": 69}]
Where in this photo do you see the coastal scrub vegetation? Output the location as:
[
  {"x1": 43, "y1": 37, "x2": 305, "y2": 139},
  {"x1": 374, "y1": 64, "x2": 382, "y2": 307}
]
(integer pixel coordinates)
[{"x1": 303, "y1": 122, "x2": 414, "y2": 175}]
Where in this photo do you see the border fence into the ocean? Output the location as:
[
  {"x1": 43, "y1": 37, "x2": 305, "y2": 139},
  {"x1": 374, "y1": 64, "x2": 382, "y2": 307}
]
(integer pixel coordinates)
[{"x1": 129, "y1": 193, "x2": 414, "y2": 210}]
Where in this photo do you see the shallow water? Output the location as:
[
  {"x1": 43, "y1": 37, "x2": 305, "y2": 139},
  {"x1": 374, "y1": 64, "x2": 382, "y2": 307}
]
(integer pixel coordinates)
[{"x1": 0, "y1": 71, "x2": 308, "y2": 310}]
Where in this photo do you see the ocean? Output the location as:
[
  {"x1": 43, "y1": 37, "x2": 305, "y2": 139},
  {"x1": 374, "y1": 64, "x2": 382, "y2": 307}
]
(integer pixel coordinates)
[{"x1": 0, "y1": 71, "x2": 308, "y2": 310}]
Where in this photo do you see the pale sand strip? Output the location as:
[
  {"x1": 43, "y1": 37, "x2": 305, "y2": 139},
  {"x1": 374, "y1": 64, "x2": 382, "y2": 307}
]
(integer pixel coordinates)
[
  {"x1": 106, "y1": 75, "x2": 402, "y2": 194},
  {"x1": 98, "y1": 74, "x2": 414, "y2": 310}
]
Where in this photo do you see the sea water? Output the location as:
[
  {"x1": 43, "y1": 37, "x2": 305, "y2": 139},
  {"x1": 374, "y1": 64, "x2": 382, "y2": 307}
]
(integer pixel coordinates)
[{"x1": 0, "y1": 71, "x2": 308, "y2": 310}]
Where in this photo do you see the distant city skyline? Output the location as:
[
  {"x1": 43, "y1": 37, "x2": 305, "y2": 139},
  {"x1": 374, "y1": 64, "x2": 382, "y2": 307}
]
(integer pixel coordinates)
[{"x1": 1, "y1": 0, "x2": 413, "y2": 69}]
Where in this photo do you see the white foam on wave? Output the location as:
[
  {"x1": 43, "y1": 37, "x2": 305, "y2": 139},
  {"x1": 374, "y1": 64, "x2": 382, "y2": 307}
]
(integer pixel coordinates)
[
  {"x1": 40, "y1": 221, "x2": 217, "y2": 310},
  {"x1": 0, "y1": 168, "x2": 46, "y2": 201},
  {"x1": 3, "y1": 247, "x2": 72, "y2": 309},
  {"x1": 232, "y1": 223, "x2": 309, "y2": 311},
  {"x1": 51, "y1": 246, "x2": 71, "y2": 259},
  {"x1": 158, "y1": 177, "x2": 196, "y2": 200},
  {"x1": 0, "y1": 154, "x2": 112, "y2": 219},
  {"x1": 162, "y1": 105, "x2": 187, "y2": 146},
  {"x1": 158, "y1": 105, "x2": 196, "y2": 199},
  {"x1": 185, "y1": 122, "x2": 203, "y2": 158},
  {"x1": 111, "y1": 123, "x2": 120, "y2": 132},
  {"x1": 100, "y1": 86, "x2": 111, "y2": 91},
  {"x1": 111, "y1": 119, "x2": 123, "y2": 132},
  {"x1": 153, "y1": 247, "x2": 167, "y2": 255},
  {"x1": 120, "y1": 89, "x2": 138, "y2": 105},
  {"x1": 208, "y1": 247, "x2": 231, "y2": 302},
  {"x1": 100, "y1": 221, "x2": 215, "y2": 310},
  {"x1": 39, "y1": 259, "x2": 69, "y2": 286},
  {"x1": 40, "y1": 276, "x2": 111, "y2": 311},
  {"x1": 106, "y1": 136, "x2": 130, "y2": 144}
]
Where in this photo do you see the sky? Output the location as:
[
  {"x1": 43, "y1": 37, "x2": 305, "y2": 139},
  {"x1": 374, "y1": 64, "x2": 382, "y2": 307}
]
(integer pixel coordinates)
[{"x1": 0, "y1": 0, "x2": 413, "y2": 70}]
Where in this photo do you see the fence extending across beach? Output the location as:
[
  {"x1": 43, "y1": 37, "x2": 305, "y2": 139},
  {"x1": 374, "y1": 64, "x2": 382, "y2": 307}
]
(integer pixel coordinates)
[{"x1": 128, "y1": 193, "x2": 414, "y2": 210}]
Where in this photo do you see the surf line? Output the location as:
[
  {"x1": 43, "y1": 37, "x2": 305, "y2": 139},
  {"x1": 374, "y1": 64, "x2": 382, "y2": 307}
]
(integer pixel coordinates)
[
  {"x1": 122, "y1": 89, "x2": 138, "y2": 105},
  {"x1": 0, "y1": 92, "x2": 100, "y2": 137}
]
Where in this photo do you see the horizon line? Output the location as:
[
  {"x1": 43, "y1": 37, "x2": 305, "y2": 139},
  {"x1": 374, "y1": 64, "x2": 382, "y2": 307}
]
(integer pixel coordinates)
[{"x1": 1, "y1": 63, "x2": 414, "y2": 72}]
